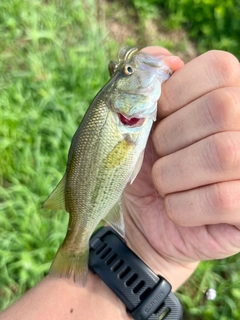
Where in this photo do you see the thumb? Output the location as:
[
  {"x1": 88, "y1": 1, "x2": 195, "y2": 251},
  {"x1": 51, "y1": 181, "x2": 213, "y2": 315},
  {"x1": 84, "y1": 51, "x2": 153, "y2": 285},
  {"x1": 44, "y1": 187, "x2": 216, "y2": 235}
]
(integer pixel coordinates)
[{"x1": 141, "y1": 46, "x2": 184, "y2": 72}]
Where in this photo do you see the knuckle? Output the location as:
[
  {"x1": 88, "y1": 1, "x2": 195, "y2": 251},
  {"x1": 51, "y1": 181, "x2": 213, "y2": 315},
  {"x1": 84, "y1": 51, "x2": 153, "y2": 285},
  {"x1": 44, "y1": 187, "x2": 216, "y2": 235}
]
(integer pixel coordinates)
[
  {"x1": 211, "y1": 132, "x2": 240, "y2": 172},
  {"x1": 205, "y1": 50, "x2": 240, "y2": 86},
  {"x1": 206, "y1": 88, "x2": 240, "y2": 130},
  {"x1": 211, "y1": 183, "x2": 236, "y2": 214}
]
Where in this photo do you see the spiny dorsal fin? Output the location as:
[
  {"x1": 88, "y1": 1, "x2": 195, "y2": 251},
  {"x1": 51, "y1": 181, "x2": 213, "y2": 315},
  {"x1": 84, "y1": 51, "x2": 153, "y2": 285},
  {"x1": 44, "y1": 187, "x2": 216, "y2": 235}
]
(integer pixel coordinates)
[{"x1": 42, "y1": 174, "x2": 66, "y2": 211}]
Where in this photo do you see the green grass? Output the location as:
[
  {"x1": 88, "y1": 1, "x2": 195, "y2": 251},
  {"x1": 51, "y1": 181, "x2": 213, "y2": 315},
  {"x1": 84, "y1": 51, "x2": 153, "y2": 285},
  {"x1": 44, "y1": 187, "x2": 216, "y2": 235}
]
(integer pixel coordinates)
[
  {"x1": 1, "y1": 0, "x2": 240, "y2": 319},
  {"x1": 179, "y1": 256, "x2": 240, "y2": 319},
  {"x1": 130, "y1": 0, "x2": 240, "y2": 59},
  {"x1": 0, "y1": 0, "x2": 116, "y2": 309}
]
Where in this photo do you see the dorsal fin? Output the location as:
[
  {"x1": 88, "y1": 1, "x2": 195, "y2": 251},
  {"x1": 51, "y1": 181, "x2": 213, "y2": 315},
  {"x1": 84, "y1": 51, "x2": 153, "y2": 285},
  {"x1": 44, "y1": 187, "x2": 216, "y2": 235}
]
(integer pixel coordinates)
[{"x1": 42, "y1": 174, "x2": 66, "y2": 211}]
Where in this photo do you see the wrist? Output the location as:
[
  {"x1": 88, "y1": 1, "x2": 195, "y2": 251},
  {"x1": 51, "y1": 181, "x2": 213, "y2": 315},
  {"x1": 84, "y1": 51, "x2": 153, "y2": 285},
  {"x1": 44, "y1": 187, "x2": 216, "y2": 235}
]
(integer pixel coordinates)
[
  {"x1": 78, "y1": 272, "x2": 132, "y2": 320},
  {"x1": 89, "y1": 227, "x2": 183, "y2": 320},
  {"x1": 1, "y1": 274, "x2": 131, "y2": 320},
  {"x1": 124, "y1": 211, "x2": 198, "y2": 291}
]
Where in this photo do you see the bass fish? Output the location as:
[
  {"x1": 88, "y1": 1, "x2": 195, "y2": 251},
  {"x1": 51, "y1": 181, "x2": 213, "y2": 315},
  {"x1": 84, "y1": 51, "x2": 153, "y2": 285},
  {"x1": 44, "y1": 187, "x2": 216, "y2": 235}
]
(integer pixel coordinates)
[{"x1": 43, "y1": 47, "x2": 172, "y2": 286}]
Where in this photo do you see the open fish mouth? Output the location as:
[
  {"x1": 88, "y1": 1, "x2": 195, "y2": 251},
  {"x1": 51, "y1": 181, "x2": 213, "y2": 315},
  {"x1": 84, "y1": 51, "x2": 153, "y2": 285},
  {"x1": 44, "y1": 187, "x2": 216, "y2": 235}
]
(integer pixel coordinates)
[{"x1": 118, "y1": 113, "x2": 145, "y2": 127}]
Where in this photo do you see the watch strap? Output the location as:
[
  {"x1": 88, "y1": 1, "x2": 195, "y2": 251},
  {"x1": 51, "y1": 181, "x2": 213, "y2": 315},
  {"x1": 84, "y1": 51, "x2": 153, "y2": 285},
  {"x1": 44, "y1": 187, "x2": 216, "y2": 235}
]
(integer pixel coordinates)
[{"x1": 89, "y1": 227, "x2": 183, "y2": 320}]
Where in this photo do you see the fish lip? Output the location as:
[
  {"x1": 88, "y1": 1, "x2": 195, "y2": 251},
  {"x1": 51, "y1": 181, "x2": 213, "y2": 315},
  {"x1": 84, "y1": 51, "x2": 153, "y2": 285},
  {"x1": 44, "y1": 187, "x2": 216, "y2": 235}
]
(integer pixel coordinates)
[
  {"x1": 109, "y1": 94, "x2": 157, "y2": 122},
  {"x1": 117, "y1": 112, "x2": 145, "y2": 127},
  {"x1": 114, "y1": 105, "x2": 157, "y2": 125},
  {"x1": 129, "y1": 108, "x2": 157, "y2": 121}
]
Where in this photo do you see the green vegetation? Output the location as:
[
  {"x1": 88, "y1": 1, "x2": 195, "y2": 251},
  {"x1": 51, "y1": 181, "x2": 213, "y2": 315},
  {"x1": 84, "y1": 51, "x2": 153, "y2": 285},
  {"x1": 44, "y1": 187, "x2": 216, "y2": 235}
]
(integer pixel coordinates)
[
  {"x1": 0, "y1": 0, "x2": 115, "y2": 310},
  {"x1": 0, "y1": 0, "x2": 240, "y2": 319},
  {"x1": 131, "y1": 0, "x2": 240, "y2": 58}
]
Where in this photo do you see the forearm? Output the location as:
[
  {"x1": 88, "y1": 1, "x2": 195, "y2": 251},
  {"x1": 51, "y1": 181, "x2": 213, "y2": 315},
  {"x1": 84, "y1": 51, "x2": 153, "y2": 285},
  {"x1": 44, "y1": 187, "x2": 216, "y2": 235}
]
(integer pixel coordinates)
[
  {"x1": 0, "y1": 273, "x2": 131, "y2": 320},
  {"x1": 0, "y1": 258, "x2": 194, "y2": 320},
  {"x1": 0, "y1": 249, "x2": 196, "y2": 320}
]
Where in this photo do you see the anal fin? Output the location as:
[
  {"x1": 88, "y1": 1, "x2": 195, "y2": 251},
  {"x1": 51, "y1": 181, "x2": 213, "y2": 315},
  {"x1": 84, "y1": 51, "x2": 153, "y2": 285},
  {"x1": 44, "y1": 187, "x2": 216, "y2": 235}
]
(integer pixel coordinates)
[{"x1": 49, "y1": 245, "x2": 89, "y2": 287}]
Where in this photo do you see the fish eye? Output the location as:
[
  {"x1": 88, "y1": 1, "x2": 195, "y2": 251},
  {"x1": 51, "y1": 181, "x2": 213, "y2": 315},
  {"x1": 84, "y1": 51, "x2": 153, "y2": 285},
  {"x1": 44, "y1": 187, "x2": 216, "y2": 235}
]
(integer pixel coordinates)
[{"x1": 123, "y1": 65, "x2": 134, "y2": 76}]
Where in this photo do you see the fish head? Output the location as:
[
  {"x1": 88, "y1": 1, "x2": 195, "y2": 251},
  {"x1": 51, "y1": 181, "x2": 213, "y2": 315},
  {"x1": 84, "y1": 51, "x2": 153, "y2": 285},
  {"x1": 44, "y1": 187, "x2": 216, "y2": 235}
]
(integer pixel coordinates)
[{"x1": 107, "y1": 47, "x2": 173, "y2": 128}]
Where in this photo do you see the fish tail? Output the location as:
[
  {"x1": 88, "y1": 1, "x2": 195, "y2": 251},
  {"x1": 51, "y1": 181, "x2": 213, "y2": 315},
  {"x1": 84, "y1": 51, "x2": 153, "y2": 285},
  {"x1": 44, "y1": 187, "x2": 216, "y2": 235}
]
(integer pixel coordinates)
[{"x1": 49, "y1": 245, "x2": 89, "y2": 287}]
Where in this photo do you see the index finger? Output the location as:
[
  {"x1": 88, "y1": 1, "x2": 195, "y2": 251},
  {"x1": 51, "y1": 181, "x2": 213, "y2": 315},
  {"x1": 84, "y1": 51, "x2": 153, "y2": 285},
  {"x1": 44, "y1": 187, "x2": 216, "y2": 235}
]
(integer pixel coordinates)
[{"x1": 158, "y1": 50, "x2": 240, "y2": 118}]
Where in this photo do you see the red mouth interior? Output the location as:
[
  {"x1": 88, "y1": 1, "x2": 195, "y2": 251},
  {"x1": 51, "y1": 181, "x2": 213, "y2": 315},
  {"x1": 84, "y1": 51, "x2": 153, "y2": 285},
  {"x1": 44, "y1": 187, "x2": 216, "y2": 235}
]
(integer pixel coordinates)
[{"x1": 118, "y1": 113, "x2": 140, "y2": 126}]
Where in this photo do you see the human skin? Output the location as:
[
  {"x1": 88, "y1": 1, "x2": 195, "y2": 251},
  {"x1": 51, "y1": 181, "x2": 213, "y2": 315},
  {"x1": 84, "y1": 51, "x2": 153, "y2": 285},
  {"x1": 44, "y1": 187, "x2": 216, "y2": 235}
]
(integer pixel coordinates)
[
  {"x1": 124, "y1": 46, "x2": 240, "y2": 289},
  {"x1": 1, "y1": 47, "x2": 240, "y2": 320}
]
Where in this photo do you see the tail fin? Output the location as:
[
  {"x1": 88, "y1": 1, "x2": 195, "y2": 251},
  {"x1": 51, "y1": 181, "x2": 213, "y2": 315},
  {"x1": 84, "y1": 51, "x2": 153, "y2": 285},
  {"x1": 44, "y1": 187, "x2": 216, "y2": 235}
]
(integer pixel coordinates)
[{"x1": 49, "y1": 245, "x2": 89, "y2": 287}]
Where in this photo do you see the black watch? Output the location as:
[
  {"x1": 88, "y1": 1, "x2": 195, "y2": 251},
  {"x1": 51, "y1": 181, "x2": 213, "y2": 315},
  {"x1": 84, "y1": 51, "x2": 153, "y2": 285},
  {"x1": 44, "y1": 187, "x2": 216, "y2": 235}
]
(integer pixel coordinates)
[{"x1": 89, "y1": 227, "x2": 183, "y2": 320}]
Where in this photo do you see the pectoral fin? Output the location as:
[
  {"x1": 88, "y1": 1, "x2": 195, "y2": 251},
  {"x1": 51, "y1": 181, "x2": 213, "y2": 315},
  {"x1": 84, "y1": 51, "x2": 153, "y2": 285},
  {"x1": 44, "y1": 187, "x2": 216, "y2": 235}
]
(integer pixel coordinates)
[
  {"x1": 104, "y1": 200, "x2": 125, "y2": 237},
  {"x1": 130, "y1": 150, "x2": 144, "y2": 184},
  {"x1": 42, "y1": 174, "x2": 66, "y2": 211}
]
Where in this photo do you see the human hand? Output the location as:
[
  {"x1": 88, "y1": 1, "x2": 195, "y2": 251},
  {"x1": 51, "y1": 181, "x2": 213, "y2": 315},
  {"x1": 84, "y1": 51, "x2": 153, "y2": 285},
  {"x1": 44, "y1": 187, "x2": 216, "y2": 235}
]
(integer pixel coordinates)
[
  {"x1": 5, "y1": 48, "x2": 239, "y2": 320},
  {"x1": 123, "y1": 47, "x2": 240, "y2": 290}
]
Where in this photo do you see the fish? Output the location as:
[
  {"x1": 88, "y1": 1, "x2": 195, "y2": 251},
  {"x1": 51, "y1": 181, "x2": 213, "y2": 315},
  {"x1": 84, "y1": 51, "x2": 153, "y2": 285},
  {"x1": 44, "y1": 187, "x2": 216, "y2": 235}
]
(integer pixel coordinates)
[{"x1": 42, "y1": 46, "x2": 173, "y2": 286}]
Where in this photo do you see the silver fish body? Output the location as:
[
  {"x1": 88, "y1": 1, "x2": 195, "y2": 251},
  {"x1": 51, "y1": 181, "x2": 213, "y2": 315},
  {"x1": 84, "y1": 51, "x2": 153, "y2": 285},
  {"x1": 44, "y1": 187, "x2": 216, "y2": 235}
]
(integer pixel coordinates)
[{"x1": 43, "y1": 47, "x2": 172, "y2": 286}]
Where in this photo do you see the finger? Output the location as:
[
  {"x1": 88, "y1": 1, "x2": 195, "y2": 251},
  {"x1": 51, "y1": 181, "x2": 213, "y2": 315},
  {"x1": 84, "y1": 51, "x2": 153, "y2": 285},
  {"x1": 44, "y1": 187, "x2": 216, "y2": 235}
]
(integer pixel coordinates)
[
  {"x1": 158, "y1": 50, "x2": 240, "y2": 118},
  {"x1": 152, "y1": 131, "x2": 240, "y2": 196},
  {"x1": 202, "y1": 223, "x2": 240, "y2": 258},
  {"x1": 164, "y1": 181, "x2": 240, "y2": 228},
  {"x1": 142, "y1": 46, "x2": 172, "y2": 57},
  {"x1": 163, "y1": 56, "x2": 184, "y2": 72},
  {"x1": 142, "y1": 46, "x2": 184, "y2": 72},
  {"x1": 153, "y1": 87, "x2": 240, "y2": 156}
]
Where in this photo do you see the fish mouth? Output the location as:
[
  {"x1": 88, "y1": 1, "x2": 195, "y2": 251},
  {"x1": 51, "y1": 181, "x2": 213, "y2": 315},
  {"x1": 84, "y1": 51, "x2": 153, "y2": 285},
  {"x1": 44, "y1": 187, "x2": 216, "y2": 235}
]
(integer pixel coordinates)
[{"x1": 118, "y1": 113, "x2": 145, "y2": 127}]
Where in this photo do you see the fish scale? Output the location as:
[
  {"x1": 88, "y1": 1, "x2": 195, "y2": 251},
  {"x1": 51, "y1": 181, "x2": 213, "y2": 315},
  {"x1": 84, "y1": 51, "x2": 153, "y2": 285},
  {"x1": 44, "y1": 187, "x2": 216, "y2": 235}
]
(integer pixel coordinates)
[{"x1": 42, "y1": 47, "x2": 173, "y2": 286}]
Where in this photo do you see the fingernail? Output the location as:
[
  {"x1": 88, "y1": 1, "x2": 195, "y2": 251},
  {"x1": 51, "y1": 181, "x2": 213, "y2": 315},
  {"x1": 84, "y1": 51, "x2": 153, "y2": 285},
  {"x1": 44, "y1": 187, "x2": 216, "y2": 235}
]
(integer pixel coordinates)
[{"x1": 164, "y1": 56, "x2": 179, "y2": 62}]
